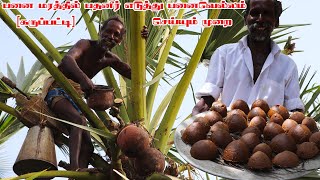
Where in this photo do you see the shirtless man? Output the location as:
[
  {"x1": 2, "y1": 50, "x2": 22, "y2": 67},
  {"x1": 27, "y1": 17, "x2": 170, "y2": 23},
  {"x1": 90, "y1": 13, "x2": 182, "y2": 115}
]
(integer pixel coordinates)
[
  {"x1": 44, "y1": 16, "x2": 148, "y2": 170},
  {"x1": 192, "y1": 0, "x2": 304, "y2": 115}
]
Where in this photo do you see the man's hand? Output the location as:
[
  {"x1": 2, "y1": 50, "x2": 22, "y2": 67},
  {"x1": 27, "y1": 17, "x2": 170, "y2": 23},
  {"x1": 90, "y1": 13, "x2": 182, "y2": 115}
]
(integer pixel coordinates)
[
  {"x1": 141, "y1": 25, "x2": 148, "y2": 39},
  {"x1": 192, "y1": 98, "x2": 210, "y2": 116},
  {"x1": 192, "y1": 96, "x2": 215, "y2": 116},
  {"x1": 80, "y1": 77, "x2": 94, "y2": 96}
]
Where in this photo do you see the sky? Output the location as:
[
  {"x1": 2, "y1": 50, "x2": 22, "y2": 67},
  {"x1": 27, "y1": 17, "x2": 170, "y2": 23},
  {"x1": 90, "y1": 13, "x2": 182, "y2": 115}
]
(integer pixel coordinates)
[{"x1": 1, "y1": 0, "x2": 320, "y2": 179}]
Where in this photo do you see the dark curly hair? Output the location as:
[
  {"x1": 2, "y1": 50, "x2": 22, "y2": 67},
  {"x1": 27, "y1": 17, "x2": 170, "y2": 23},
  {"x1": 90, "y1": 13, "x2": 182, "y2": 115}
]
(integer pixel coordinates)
[
  {"x1": 100, "y1": 16, "x2": 126, "y2": 36},
  {"x1": 244, "y1": 0, "x2": 283, "y2": 27}
]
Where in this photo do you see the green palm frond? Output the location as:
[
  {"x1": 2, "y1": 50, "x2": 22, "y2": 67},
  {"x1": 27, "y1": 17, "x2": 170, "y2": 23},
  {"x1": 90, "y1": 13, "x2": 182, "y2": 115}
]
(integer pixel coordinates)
[{"x1": 299, "y1": 66, "x2": 320, "y2": 120}]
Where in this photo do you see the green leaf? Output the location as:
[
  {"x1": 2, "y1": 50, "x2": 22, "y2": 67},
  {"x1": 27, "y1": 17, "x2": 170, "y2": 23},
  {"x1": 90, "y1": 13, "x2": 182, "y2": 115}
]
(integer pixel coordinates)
[
  {"x1": 16, "y1": 57, "x2": 25, "y2": 89},
  {"x1": 143, "y1": 71, "x2": 164, "y2": 88}
]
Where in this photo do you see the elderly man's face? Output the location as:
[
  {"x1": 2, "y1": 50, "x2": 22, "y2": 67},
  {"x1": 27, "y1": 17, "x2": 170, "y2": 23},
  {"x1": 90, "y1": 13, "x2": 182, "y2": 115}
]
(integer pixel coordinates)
[
  {"x1": 99, "y1": 20, "x2": 124, "y2": 50},
  {"x1": 245, "y1": 0, "x2": 276, "y2": 42}
]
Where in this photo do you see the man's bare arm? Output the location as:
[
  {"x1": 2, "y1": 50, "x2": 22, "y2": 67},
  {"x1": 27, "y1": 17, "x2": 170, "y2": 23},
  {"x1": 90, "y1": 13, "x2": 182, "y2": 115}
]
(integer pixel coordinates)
[{"x1": 58, "y1": 39, "x2": 94, "y2": 93}]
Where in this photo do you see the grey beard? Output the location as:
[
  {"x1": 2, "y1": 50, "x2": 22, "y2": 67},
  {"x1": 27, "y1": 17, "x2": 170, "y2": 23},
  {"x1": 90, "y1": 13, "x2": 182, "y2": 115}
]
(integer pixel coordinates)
[{"x1": 248, "y1": 23, "x2": 271, "y2": 42}]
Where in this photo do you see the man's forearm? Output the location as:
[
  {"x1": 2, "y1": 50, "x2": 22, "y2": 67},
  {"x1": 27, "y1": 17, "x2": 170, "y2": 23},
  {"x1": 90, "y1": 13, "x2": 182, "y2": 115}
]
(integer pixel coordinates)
[{"x1": 59, "y1": 55, "x2": 90, "y2": 84}]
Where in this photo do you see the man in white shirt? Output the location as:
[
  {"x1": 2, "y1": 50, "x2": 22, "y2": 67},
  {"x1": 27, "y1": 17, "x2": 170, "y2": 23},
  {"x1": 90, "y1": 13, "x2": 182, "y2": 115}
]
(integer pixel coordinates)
[{"x1": 192, "y1": 0, "x2": 304, "y2": 115}]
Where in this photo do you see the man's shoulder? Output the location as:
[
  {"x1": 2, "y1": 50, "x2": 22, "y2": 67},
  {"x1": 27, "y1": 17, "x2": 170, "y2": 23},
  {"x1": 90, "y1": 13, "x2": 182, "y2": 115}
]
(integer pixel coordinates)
[
  {"x1": 278, "y1": 52, "x2": 296, "y2": 64},
  {"x1": 72, "y1": 39, "x2": 95, "y2": 49},
  {"x1": 215, "y1": 42, "x2": 241, "y2": 55}
]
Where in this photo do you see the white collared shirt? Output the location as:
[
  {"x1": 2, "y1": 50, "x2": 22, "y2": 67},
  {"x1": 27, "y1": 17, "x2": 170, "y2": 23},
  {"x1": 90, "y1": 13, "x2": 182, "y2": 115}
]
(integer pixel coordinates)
[{"x1": 196, "y1": 36, "x2": 304, "y2": 111}]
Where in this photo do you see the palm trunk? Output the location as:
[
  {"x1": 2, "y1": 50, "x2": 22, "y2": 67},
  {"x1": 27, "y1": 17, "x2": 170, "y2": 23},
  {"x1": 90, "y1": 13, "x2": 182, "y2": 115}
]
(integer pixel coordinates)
[{"x1": 129, "y1": 10, "x2": 146, "y2": 123}]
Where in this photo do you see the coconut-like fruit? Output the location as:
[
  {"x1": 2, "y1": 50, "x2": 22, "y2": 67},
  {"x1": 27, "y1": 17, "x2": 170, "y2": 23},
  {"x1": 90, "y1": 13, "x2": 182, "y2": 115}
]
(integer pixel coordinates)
[
  {"x1": 253, "y1": 143, "x2": 272, "y2": 158},
  {"x1": 134, "y1": 147, "x2": 165, "y2": 176},
  {"x1": 270, "y1": 133, "x2": 296, "y2": 154},
  {"x1": 310, "y1": 132, "x2": 320, "y2": 149},
  {"x1": 231, "y1": 99, "x2": 250, "y2": 114},
  {"x1": 241, "y1": 126, "x2": 261, "y2": 137},
  {"x1": 210, "y1": 121, "x2": 229, "y2": 133},
  {"x1": 290, "y1": 112, "x2": 305, "y2": 124},
  {"x1": 190, "y1": 140, "x2": 218, "y2": 160},
  {"x1": 228, "y1": 109, "x2": 247, "y2": 120},
  {"x1": 288, "y1": 124, "x2": 312, "y2": 144},
  {"x1": 203, "y1": 111, "x2": 223, "y2": 126},
  {"x1": 240, "y1": 133, "x2": 260, "y2": 151},
  {"x1": 296, "y1": 142, "x2": 319, "y2": 160},
  {"x1": 249, "y1": 116, "x2": 266, "y2": 132},
  {"x1": 268, "y1": 105, "x2": 290, "y2": 120},
  {"x1": 270, "y1": 113, "x2": 284, "y2": 125},
  {"x1": 211, "y1": 129, "x2": 233, "y2": 149},
  {"x1": 248, "y1": 151, "x2": 272, "y2": 170},
  {"x1": 282, "y1": 119, "x2": 298, "y2": 132},
  {"x1": 225, "y1": 113, "x2": 248, "y2": 133},
  {"x1": 194, "y1": 117, "x2": 211, "y2": 128},
  {"x1": 117, "y1": 124, "x2": 150, "y2": 157},
  {"x1": 302, "y1": 117, "x2": 318, "y2": 133},
  {"x1": 210, "y1": 102, "x2": 227, "y2": 117},
  {"x1": 263, "y1": 122, "x2": 285, "y2": 141},
  {"x1": 223, "y1": 140, "x2": 250, "y2": 163},
  {"x1": 272, "y1": 151, "x2": 299, "y2": 168},
  {"x1": 251, "y1": 99, "x2": 270, "y2": 114},
  {"x1": 248, "y1": 107, "x2": 267, "y2": 120},
  {"x1": 182, "y1": 122, "x2": 210, "y2": 145}
]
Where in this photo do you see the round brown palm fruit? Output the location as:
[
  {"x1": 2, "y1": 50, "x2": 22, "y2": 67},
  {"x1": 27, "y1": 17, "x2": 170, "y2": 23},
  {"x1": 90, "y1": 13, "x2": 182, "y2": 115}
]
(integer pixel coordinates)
[
  {"x1": 117, "y1": 124, "x2": 150, "y2": 157},
  {"x1": 253, "y1": 143, "x2": 272, "y2": 159},
  {"x1": 251, "y1": 99, "x2": 270, "y2": 114},
  {"x1": 240, "y1": 133, "x2": 260, "y2": 151},
  {"x1": 231, "y1": 99, "x2": 250, "y2": 114},
  {"x1": 269, "y1": 113, "x2": 284, "y2": 125},
  {"x1": 270, "y1": 133, "x2": 297, "y2": 154},
  {"x1": 248, "y1": 107, "x2": 267, "y2": 121},
  {"x1": 194, "y1": 117, "x2": 211, "y2": 128},
  {"x1": 225, "y1": 113, "x2": 248, "y2": 133},
  {"x1": 210, "y1": 129, "x2": 233, "y2": 149},
  {"x1": 210, "y1": 101, "x2": 227, "y2": 118},
  {"x1": 190, "y1": 140, "x2": 218, "y2": 160},
  {"x1": 263, "y1": 122, "x2": 285, "y2": 141},
  {"x1": 272, "y1": 151, "x2": 299, "y2": 168},
  {"x1": 228, "y1": 109, "x2": 247, "y2": 120},
  {"x1": 203, "y1": 111, "x2": 223, "y2": 126},
  {"x1": 296, "y1": 142, "x2": 319, "y2": 160},
  {"x1": 241, "y1": 126, "x2": 261, "y2": 138},
  {"x1": 248, "y1": 151, "x2": 272, "y2": 170},
  {"x1": 288, "y1": 124, "x2": 312, "y2": 144},
  {"x1": 302, "y1": 117, "x2": 319, "y2": 133},
  {"x1": 289, "y1": 111, "x2": 305, "y2": 124},
  {"x1": 268, "y1": 105, "x2": 290, "y2": 120},
  {"x1": 210, "y1": 121, "x2": 229, "y2": 133},
  {"x1": 249, "y1": 116, "x2": 266, "y2": 132},
  {"x1": 223, "y1": 140, "x2": 250, "y2": 163},
  {"x1": 134, "y1": 147, "x2": 165, "y2": 176},
  {"x1": 282, "y1": 119, "x2": 298, "y2": 132},
  {"x1": 309, "y1": 132, "x2": 320, "y2": 149},
  {"x1": 182, "y1": 122, "x2": 210, "y2": 145}
]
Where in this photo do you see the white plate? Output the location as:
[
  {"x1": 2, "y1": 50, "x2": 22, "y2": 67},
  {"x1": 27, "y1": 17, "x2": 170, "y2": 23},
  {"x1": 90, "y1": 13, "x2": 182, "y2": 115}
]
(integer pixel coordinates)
[{"x1": 174, "y1": 112, "x2": 320, "y2": 180}]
